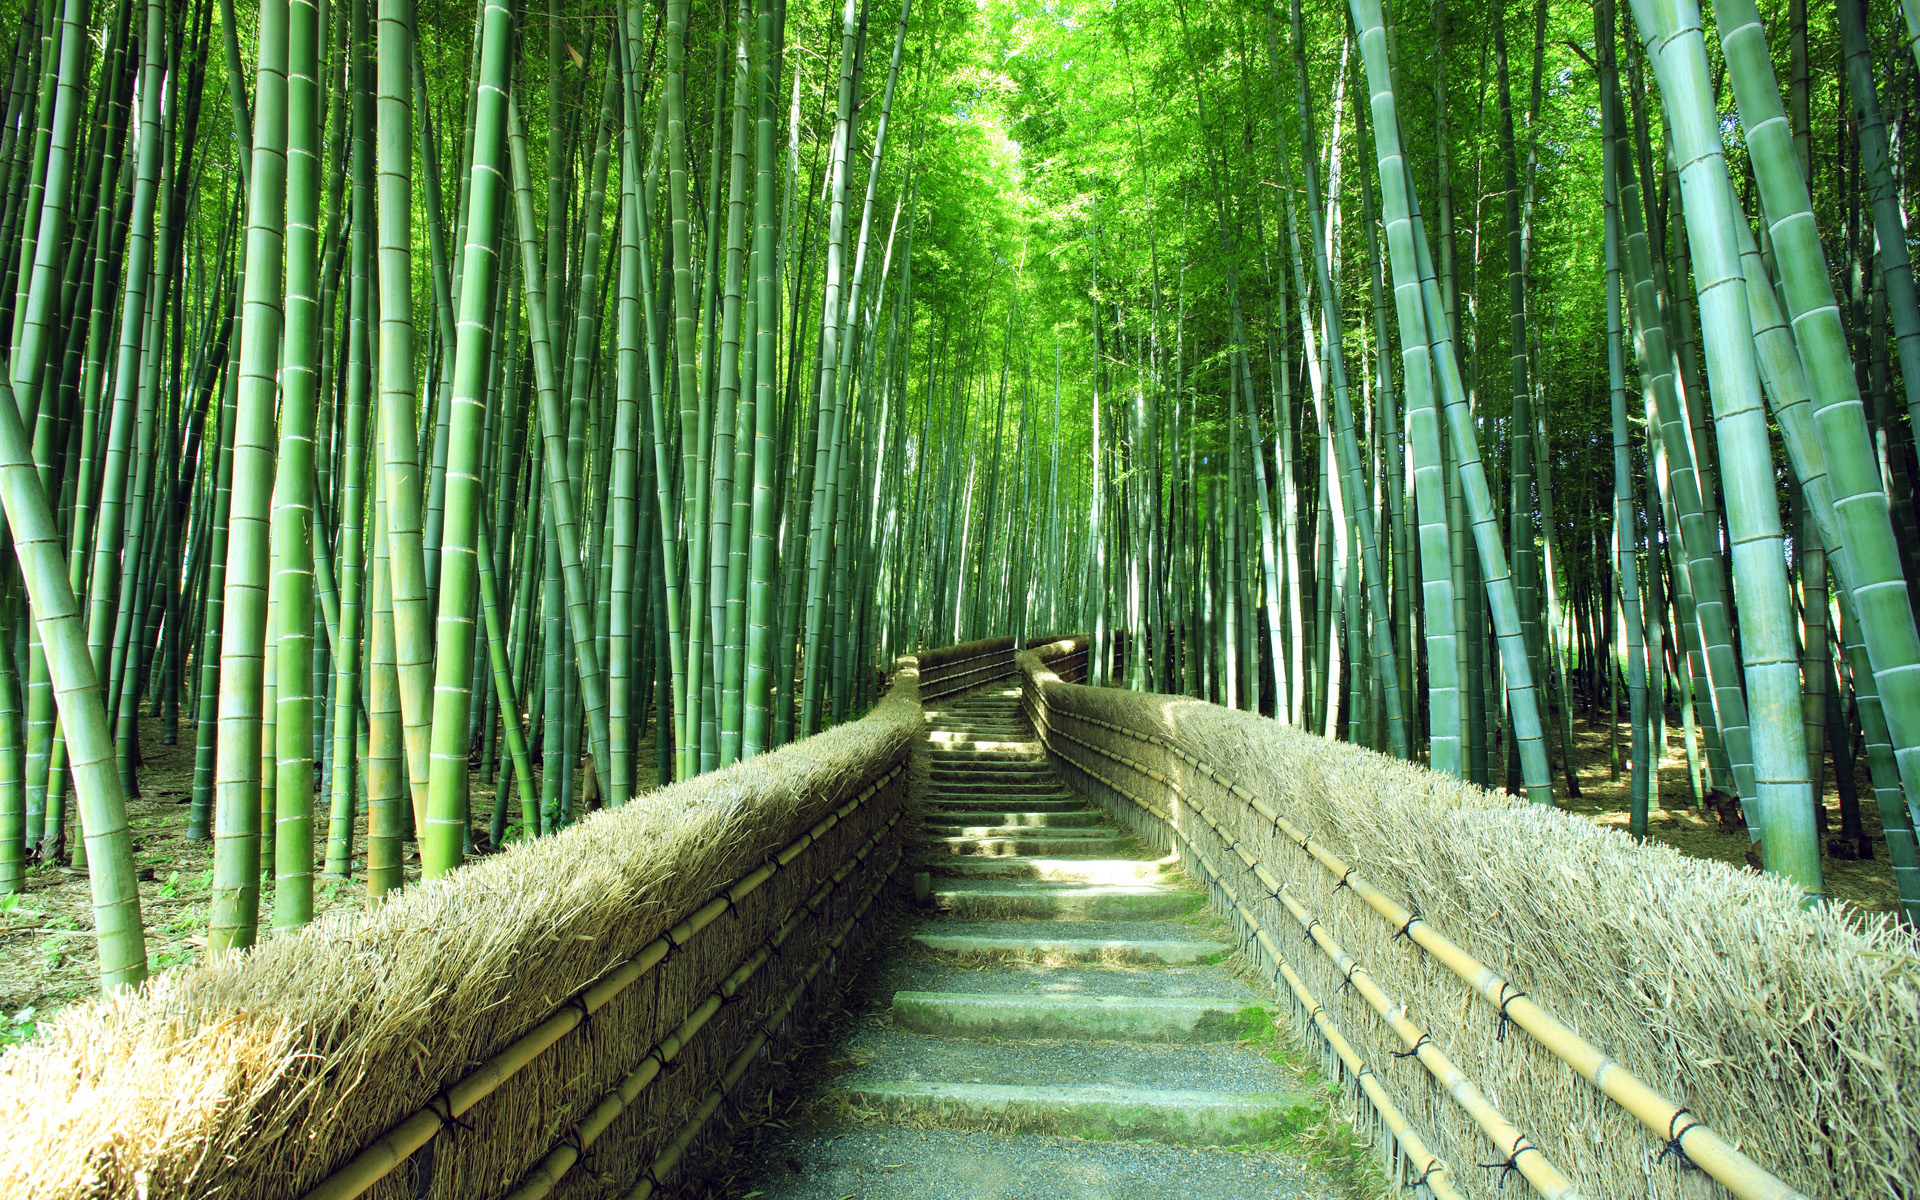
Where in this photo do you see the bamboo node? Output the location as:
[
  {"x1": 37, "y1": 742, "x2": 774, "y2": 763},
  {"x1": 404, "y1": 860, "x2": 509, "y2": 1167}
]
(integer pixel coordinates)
[{"x1": 1337, "y1": 961, "x2": 1361, "y2": 997}]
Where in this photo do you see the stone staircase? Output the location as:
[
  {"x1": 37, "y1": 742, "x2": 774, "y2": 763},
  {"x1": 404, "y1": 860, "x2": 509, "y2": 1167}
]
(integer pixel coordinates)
[{"x1": 725, "y1": 685, "x2": 1329, "y2": 1199}]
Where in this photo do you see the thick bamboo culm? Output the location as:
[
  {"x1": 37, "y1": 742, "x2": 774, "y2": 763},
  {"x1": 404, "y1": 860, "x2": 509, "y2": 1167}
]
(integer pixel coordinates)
[
  {"x1": 0, "y1": 665, "x2": 926, "y2": 1200},
  {"x1": 1016, "y1": 644, "x2": 1904, "y2": 1200}
]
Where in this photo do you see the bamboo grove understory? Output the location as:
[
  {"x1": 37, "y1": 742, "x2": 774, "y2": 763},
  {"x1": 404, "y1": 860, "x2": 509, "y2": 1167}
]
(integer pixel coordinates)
[{"x1": 6, "y1": 0, "x2": 1920, "y2": 990}]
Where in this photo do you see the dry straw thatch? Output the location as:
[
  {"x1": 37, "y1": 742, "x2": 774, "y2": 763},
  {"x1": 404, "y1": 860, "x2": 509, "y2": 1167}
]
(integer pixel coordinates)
[
  {"x1": 1018, "y1": 646, "x2": 1919, "y2": 1200},
  {"x1": 0, "y1": 667, "x2": 925, "y2": 1200},
  {"x1": 915, "y1": 634, "x2": 1088, "y2": 699}
]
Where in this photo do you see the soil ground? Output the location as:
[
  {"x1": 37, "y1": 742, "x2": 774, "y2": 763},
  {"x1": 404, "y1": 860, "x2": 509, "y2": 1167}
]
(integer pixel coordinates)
[
  {"x1": 0, "y1": 709, "x2": 649, "y2": 1046},
  {"x1": 1552, "y1": 702, "x2": 1900, "y2": 915},
  {"x1": 2, "y1": 698, "x2": 1902, "y2": 1048}
]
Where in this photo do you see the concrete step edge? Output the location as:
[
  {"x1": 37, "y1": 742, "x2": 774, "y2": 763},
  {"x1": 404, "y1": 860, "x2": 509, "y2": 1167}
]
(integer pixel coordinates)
[{"x1": 838, "y1": 1080, "x2": 1310, "y2": 1145}]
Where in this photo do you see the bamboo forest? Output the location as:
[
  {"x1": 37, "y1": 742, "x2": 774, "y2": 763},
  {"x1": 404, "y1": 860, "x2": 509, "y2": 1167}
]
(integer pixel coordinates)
[{"x1": 0, "y1": 0, "x2": 1916, "y2": 1194}]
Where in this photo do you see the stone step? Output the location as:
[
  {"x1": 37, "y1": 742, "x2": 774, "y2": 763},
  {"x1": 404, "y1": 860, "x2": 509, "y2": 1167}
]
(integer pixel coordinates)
[
  {"x1": 919, "y1": 796, "x2": 1088, "y2": 813},
  {"x1": 920, "y1": 797, "x2": 1081, "y2": 812},
  {"x1": 927, "y1": 825, "x2": 1122, "y2": 842},
  {"x1": 724, "y1": 1126, "x2": 1326, "y2": 1199},
  {"x1": 931, "y1": 881, "x2": 1205, "y2": 920},
  {"x1": 926, "y1": 732, "x2": 1034, "y2": 742},
  {"x1": 911, "y1": 931, "x2": 1232, "y2": 966},
  {"x1": 926, "y1": 771, "x2": 1061, "y2": 788},
  {"x1": 927, "y1": 754, "x2": 1051, "y2": 767},
  {"x1": 929, "y1": 836, "x2": 1136, "y2": 859},
  {"x1": 839, "y1": 1081, "x2": 1309, "y2": 1146},
  {"x1": 926, "y1": 771, "x2": 1060, "y2": 786},
  {"x1": 923, "y1": 810, "x2": 1106, "y2": 829},
  {"x1": 926, "y1": 748, "x2": 1044, "y2": 763},
  {"x1": 928, "y1": 712, "x2": 1023, "y2": 723},
  {"x1": 930, "y1": 857, "x2": 1173, "y2": 883},
  {"x1": 893, "y1": 990, "x2": 1270, "y2": 1044}
]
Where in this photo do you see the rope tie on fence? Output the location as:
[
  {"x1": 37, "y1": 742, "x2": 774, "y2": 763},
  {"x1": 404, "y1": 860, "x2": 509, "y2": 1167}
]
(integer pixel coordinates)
[
  {"x1": 424, "y1": 1091, "x2": 474, "y2": 1136},
  {"x1": 1660, "y1": 1107, "x2": 1702, "y2": 1171},
  {"x1": 1476, "y1": 1137, "x2": 1534, "y2": 1189},
  {"x1": 1494, "y1": 983, "x2": 1527, "y2": 1042},
  {"x1": 1406, "y1": 1160, "x2": 1444, "y2": 1192},
  {"x1": 1338, "y1": 961, "x2": 1361, "y2": 996},
  {"x1": 1391, "y1": 1033, "x2": 1432, "y2": 1060},
  {"x1": 1391, "y1": 910, "x2": 1423, "y2": 942},
  {"x1": 1335, "y1": 866, "x2": 1355, "y2": 891},
  {"x1": 562, "y1": 994, "x2": 594, "y2": 1030}
]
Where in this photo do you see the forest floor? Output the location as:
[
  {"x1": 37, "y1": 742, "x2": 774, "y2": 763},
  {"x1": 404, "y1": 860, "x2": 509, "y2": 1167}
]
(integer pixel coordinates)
[
  {"x1": 1555, "y1": 705, "x2": 1900, "y2": 915},
  {"x1": 1, "y1": 701, "x2": 1904, "y2": 1051},
  {"x1": 0, "y1": 710, "x2": 623, "y2": 1048}
]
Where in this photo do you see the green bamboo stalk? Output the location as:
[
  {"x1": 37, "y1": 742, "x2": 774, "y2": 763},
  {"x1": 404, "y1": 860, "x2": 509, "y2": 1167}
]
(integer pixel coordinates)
[
  {"x1": 209, "y1": 0, "x2": 289, "y2": 958},
  {"x1": 1350, "y1": 0, "x2": 1550, "y2": 800},
  {"x1": 1715, "y1": 0, "x2": 1920, "y2": 913},
  {"x1": 1629, "y1": 0, "x2": 1822, "y2": 898},
  {"x1": 505, "y1": 91, "x2": 612, "y2": 785},
  {"x1": 1601, "y1": 0, "x2": 1652, "y2": 832},
  {"x1": 421, "y1": 0, "x2": 510, "y2": 877},
  {"x1": 271, "y1": 0, "x2": 323, "y2": 928}
]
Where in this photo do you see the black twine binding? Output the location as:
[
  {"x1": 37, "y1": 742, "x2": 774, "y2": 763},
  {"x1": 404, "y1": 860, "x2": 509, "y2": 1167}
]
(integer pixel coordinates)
[
  {"x1": 1391, "y1": 1032, "x2": 1433, "y2": 1060},
  {"x1": 558, "y1": 994, "x2": 595, "y2": 1034},
  {"x1": 1477, "y1": 1138, "x2": 1533, "y2": 1190},
  {"x1": 1659, "y1": 1108, "x2": 1701, "y2": 1172},
  {"x1": 1337, "y1": 961, "x2": 1362, "y2": 996},
  {"x1": 1392, "y1": 910, "x2": 1423, "y2": 943},
  {"x1": 1405, "y1": 1161, "x2": 1443, "y2": 1192},
  {"x1": 426, "y1": 1091, "x2": 476, "y2": 1135},
  {"x1": 1495, "y1": 984, "x2": 1527, "y2": 1042},
  {"x1": 1335, "y1": 866, "x2": 1356, "y2": 891}
]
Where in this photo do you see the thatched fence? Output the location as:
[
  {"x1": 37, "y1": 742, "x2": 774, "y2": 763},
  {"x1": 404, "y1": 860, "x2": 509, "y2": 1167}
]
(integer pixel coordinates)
[
  {"x1": 1019, "y1": 641, "x2": 1918, "y2": 1200},
  {"x1": 915, "y1": 633, "x2": 1087, "y2": 701},
  {"x1": 0, "y1": 662, "x2": 927, "y2": 1200}
]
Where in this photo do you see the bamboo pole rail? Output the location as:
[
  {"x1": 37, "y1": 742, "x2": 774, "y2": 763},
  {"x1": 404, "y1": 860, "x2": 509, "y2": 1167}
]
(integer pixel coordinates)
[
  {"x1": 505, "y1": 808, "x2": 906, "y2": 1199},
  {"x1": 1039, "y1": 714, "x2": 1525, "y2": 1198},
  {"x1": 1016, "y1": 686, "x2": 1462, "y2": 1196},
  {"x1": 1019, "y1": 653, "x2": 1812, "y2": 1200},
  {"x1": 299, "y1": 758, "x2": 909, "y2": 1200},
  {"x1": 624, "y1": 840, "x2": 900, "y2": 1200}
]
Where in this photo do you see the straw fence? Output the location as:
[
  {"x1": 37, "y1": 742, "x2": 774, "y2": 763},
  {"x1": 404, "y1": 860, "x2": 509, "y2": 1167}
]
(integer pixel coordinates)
[
  {"x1": 1018, "y1": 641, "x2": 1919, "y2": 1200},
  {"x1": 0, "y1": 663, "x2": 926, "y2": 1200},
  {"x1": 915, "y1": 634, "x2": 1088, "y2": 700}
]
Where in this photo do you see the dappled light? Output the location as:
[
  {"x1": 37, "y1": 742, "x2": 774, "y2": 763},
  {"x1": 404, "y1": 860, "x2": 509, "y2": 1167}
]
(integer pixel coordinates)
[{"x1": 0, "y1": 0, "x2": 1911, "y2": 1194}]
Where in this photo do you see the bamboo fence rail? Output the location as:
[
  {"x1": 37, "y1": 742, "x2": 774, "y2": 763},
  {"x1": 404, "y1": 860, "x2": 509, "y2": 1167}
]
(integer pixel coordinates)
[
  {"x1": 1017, "y1": 643, "x2": 1907, "y2": 1200},
  {"x1": 0, "y1": 663, "x2": 926, "y2": 1200}
]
